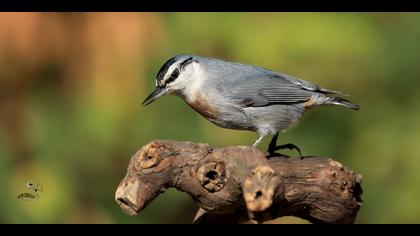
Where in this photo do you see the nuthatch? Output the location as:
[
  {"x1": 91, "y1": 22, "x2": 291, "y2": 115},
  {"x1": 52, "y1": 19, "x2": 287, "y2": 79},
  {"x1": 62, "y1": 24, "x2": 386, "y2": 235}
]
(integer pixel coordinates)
[{"x1": 142, "y1": 54, "x2": 359, "y2": 156}]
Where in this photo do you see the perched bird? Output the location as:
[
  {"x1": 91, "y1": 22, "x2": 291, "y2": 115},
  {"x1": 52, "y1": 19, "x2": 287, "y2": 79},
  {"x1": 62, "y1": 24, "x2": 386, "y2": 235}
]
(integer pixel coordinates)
[{"x1": 142, "y1": 54, "x2": 359, "y2": 157}]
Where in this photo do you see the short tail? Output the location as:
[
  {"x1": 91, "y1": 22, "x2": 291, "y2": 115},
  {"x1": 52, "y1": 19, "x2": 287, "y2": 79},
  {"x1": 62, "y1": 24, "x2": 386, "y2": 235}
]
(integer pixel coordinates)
[{"x1": 328, "y1": 96, "x2": 360, "y2": 110}]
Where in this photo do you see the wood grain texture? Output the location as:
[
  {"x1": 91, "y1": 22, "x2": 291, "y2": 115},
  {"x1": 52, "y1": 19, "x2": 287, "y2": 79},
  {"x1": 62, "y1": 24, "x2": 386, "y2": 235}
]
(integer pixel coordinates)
[{"x1": 115, "y1": 140, "x2": 362, "y2": 224}]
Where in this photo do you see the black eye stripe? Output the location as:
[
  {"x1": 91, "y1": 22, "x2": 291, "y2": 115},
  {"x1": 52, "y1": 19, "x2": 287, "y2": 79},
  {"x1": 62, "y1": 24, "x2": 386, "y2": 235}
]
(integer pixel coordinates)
[
  {"x1": 180, "y1": 57, "x2": 193, "y2": 70},
  {"x1": 162, "y1": 69, "x2": 179, "y2": 87},
  {"x1": 171, "y1": 69, "x2": 179, "y2": 78},
  {"x1": 156, "y1": 56, "x2": 194, "y2": 88}
]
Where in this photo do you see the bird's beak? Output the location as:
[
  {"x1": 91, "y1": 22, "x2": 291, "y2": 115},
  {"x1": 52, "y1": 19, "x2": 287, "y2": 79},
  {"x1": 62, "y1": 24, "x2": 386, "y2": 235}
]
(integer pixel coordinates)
[{"x1": 142, "y1": 87, "x2": 166, "y2": 106}]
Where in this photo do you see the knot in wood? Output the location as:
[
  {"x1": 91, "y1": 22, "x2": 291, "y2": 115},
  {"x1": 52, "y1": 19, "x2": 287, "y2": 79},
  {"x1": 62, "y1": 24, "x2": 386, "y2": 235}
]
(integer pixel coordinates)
[
  {"x1": 137, "y1": 143, "x2": 160, "y2": 170},
  {"x1": 197, "y1": 162, "x2": 226, "y2": 192},
  {"x1": 243, "y1": 165, "x2": 282, "y2": 212}
]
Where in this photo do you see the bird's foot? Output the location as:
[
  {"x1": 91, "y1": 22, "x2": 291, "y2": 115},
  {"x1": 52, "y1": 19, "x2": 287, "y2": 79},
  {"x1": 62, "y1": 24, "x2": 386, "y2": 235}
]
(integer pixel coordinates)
[{"x1": 268, "y1": 143, "x2": 303, "y2": 160}]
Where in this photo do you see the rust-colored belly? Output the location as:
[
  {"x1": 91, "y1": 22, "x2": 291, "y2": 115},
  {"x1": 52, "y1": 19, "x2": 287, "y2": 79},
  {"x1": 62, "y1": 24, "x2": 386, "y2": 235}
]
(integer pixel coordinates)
[
  {"x1": 303, "y1": 97, "x2": 315, "y2": 109},
  {"x1": 187, "y1": 93, "x2": 219, "y2": 121}
]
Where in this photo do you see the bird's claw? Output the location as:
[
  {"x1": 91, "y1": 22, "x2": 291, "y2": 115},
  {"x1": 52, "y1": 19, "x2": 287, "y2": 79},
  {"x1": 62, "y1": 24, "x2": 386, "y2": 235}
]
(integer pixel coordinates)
[{"x1": 268, "y1": 143, "x2": 303, "y2": 159}]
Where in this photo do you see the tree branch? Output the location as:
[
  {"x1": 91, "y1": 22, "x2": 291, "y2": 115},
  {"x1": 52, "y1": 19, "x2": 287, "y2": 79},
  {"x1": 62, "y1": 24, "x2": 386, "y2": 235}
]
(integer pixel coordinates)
[{"x1": 115, "y1": 140, "x2": 362, "y2": 224}]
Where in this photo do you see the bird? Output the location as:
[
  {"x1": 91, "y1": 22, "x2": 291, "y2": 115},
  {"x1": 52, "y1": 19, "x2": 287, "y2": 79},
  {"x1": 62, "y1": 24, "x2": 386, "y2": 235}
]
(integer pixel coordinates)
[{"x1": 142, "y1": 54, "x2": 359, "y2": 157}]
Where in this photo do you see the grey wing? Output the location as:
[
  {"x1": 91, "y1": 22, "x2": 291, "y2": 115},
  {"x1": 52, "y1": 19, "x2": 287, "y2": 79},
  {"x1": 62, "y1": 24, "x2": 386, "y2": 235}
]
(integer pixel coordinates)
[
  {"x1": 226, "y1": 74, "x2": 315, "y2": 107},
  {"x1": 275, "y1": 72, "x2": 348, "y2": 96}
]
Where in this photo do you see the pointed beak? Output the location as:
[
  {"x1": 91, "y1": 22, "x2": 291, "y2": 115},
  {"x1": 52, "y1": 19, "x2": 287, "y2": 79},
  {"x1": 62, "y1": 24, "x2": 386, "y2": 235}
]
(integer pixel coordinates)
[{"x1": 142, "y1": 87, "x2": 166, "y2": 106}]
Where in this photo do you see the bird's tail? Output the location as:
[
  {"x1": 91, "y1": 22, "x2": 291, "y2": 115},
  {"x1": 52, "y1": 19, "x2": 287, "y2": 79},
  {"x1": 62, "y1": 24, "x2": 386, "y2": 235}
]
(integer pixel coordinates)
[{"x1": 327, "y1": 96, "x2": 360, "y2": 110}]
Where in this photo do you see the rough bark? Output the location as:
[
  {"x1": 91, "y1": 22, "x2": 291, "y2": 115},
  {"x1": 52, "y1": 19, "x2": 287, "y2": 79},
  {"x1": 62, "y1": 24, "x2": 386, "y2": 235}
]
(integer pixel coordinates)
[{"x1": 115, "y1": 140, "x2": 362, "y2": 224}]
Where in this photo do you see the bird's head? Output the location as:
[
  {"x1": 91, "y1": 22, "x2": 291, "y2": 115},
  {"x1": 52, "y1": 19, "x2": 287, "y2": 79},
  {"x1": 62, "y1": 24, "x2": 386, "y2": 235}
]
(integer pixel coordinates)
[{"x1": 142, "y1": 54, "x2": 200, "y2": 106}]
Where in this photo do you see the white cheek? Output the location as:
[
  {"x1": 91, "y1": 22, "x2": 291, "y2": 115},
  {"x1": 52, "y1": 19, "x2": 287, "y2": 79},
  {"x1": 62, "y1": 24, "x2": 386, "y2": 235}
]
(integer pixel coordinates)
[{"x1": 181, "y1": 63, "x2": 206, "y2": 101}]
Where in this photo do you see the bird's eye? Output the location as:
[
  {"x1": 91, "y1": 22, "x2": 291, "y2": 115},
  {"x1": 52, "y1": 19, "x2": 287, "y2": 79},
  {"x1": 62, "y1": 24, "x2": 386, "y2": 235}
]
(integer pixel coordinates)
[{"x1": 171, "y1": 69, "x2": 179, "y2": 79}]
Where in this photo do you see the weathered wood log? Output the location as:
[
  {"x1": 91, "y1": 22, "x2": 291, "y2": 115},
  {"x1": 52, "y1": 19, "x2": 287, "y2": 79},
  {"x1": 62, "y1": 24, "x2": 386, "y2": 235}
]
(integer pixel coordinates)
[{"x1": 115, "y1": 140, "x2": 362, "y2": 224}]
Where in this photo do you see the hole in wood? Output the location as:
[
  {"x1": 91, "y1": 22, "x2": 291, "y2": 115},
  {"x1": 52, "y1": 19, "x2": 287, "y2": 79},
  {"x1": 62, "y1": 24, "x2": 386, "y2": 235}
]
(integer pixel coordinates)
[
  {"x1": 197, "y1": 162, "x2": 226, "y2": 192},
  {"x1": 255, "y1": 191, "x2": 263, "y2": 199},
  {"x1": 205, "y1": 170, "x2": 218, "y2": 180}
]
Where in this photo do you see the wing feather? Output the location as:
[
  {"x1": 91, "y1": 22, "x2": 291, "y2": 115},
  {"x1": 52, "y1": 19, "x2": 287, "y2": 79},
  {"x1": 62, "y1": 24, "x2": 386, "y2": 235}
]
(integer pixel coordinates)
[{"x1": 225, "y1": 75, "x2": 315, "y2": 107}]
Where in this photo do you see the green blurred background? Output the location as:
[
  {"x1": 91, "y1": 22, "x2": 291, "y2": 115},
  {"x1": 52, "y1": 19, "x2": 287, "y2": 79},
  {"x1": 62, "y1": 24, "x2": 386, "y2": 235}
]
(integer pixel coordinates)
[{"x1": 0, "y1": 13, "x2": 419, "y2": 224}]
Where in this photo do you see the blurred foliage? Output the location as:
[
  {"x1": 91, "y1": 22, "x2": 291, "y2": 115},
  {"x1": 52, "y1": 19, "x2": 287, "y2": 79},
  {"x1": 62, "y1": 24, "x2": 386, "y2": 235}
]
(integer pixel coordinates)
[{"x1": 0, "y1": 13, "x2": 420, "y2": 223}]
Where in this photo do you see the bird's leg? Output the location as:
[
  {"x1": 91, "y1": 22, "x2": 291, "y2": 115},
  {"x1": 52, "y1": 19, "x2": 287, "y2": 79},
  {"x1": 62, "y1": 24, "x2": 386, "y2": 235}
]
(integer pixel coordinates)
[
  {"x1": 268, "y1": 133, "x2": 303, "y2": 159},
  {"x1": 268, "y1": 133, "x2": 279, "y2": 153},
  {"x1": 252, "y1": 136, "x2": 264, "y2": 147}
]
